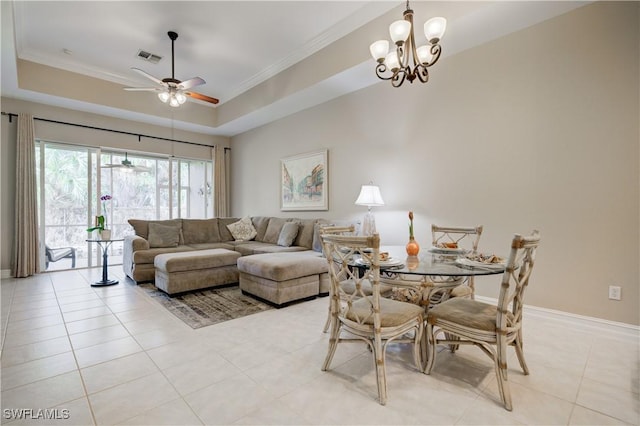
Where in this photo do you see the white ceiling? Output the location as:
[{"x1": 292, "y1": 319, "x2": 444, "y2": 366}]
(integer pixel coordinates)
[{"x1": 1, "y1": 1, "x2": 590, "y2": 137}]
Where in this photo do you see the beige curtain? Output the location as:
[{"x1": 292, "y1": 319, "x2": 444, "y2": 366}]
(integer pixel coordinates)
[
  {"x1": 214, "y1": 145, "x2": 229, "y2": 217},
  {"x1": 14, "y1": 113, "x2": 40, "y2": 277}
]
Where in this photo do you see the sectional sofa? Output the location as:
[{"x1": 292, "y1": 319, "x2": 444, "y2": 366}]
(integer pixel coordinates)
[{"x1": 122, "y1": 216, "x2": 349, "y2": 305}]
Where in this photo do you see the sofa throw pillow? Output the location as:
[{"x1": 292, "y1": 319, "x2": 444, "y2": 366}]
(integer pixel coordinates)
[
  {"x1": 263, "y1": 217, "x2": 288, "y2": 244},
  {"x1": 148, "y1": 222, "x2": 180, "y2": 248},
  {"x1": 277, "y1": 222, "x2": 299, "y2": 247},
  {"x1": 312, "y1": 222, "x2": 331, "y2": 252},
  {"x1": 227, "y1": 216, "x2": 257, "y2": 241}
]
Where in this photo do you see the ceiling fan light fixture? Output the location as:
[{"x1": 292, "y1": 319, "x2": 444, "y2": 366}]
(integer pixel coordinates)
[
  {"x1": 158, "y1": 91, "x2": 170, "y2": 103},
  {"x1": 125, "y1": 31, "x2": 219, "y2": 107}
]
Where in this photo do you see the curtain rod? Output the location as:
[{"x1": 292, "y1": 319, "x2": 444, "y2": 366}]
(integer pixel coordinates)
[{"x1": 1, "y1": 111, "x2": 229, "y2": 149}]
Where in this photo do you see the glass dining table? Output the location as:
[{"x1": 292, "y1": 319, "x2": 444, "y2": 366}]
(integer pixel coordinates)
[{"x1": 353, "y1": 245, "x2": 506, "y2": 309}]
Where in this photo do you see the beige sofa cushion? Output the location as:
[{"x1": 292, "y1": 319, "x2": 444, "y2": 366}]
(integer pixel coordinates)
[
  {"x1": 293, "y1": 219, "x2": 316, "y2": 249},
  {"x1": 251, "y1": 217, "x2": 271, "y2": 242},
  {"x1": 129, "y1": 218, "x2": 184, "y2": 244},
  {"x1": 182, "y1": 219, "x2": 221, "y2": 244},
  {"x1": 263, "y1": 218, "x2": 288, "y2": 244},
  {"x1": 236, "y1": 251, "x2": 327, "y2": 282},
  {"x1": 148, "y1": 222, "x2": 180, "y2": 248},
  {"x1": 155, "y1": 248, "x2": 241, "y2": 273},
  {"x1": 232, "y1": 242, "x2": 307, "y2": 256},
  {"x1": 133, "y1": 246, "x2": 196, "y2": 264},
  {"x1": 217, "y1": 218, "x2": 239, "y2": 241}
]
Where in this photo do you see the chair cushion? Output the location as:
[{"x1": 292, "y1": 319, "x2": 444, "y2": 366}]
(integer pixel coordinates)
[
  {"x1": 339, "y1": 279, "x2": 392, "y2": 297},
  {"x1": 450, "y1": 285, "x2": 472, "y2": 298},
  {"x1": 427, "y1": 298, "x2": 513, "y2": 331},
  {"x1": 345, "y1": 297, "x2": 423, "y2": 327}
]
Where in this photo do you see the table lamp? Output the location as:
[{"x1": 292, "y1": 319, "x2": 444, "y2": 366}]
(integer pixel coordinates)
[{"x1": 355, "y1": 183, "x2": 385, "y2": 236}]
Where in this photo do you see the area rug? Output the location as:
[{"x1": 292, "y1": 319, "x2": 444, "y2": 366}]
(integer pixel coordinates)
[{"x1": 139, "y1": 283, "x2": 273, "y2": 329}]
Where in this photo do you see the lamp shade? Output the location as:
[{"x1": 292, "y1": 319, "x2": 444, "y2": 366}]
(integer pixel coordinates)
[
  {"x1": 389, "y1": 20, "x2": 411, "y2": 44},
  {"x1": 355, "y1": 185, "x2": 385, "y2": 207},
  {"x1": 424, "y1": 17, "x2": 447, "y2": 43},
  {"x1": 369, "y1": 40, "x2": 389, "y2": 62}
]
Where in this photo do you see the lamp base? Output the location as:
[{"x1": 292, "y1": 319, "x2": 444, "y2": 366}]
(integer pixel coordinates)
[{"x1": 361, "y1": 211, "x2": 377, "y2": 236}]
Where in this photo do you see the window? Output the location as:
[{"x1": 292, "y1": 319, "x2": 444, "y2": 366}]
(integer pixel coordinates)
[{"x1": 36, "y1": 142, "x2": 214, "y2": 271}]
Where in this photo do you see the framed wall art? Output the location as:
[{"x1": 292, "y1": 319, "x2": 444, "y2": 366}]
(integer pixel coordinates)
[{"x1": 281, "y1": 149, "x2": 328, "y2": 211}]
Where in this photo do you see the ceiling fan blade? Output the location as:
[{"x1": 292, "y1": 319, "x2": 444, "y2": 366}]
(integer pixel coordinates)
[
  {"x1": 133, "y1": 166, "x2": 152, "y2": 173},
  {"x1": 123, "y1": 87, "x2": 160, "y2": 92},
  {"x1": 185, "y1": 91, "x2": 219, "y2": 105},
  {"x1": 101, "y1": 164, "x2": 123, "y2": 168},
  {"x1": 178, "y1": 77, "x2": 205, "y2": 90},
  {"x1": 130, "y1": 67, "x2": 164, "y2": 86}
]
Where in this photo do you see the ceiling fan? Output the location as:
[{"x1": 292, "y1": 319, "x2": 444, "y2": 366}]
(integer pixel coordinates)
[
  {"x1": 101, "y1": 153, "x2": 151, "y2": 173},
  {"x1": 124, "y1": 31, "x2": 219, "y2": 107}
]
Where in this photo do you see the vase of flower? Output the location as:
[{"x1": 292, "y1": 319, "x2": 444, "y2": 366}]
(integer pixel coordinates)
[
  {"x1": 406, "y1": 211, "x2": 420, "y2": 256},
  {"x1": 87, "y1": 194, "x2": 112, "y2": 239}
]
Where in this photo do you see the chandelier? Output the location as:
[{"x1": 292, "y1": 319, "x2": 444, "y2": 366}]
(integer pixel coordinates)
[{"x1": 369, "y1": 1, "x2": 446, "y2": 87}]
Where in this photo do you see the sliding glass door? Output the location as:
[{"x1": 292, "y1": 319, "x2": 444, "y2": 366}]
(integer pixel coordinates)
[{"x1": 36, "y1": 142, "x2": 214, "y2": 271}]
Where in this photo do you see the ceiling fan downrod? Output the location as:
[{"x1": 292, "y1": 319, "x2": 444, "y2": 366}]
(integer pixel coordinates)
[{"x1": 165, "y1": 31, "x2": 179, "y2": 84}]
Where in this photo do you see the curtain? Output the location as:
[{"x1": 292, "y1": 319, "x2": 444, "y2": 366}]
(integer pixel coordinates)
[
  {"x1": 214, "y1": 145, "x2": 229, "y2": 217},
  {"x1": 13, "y1": 113, "x2": 40, "y2": 277}
]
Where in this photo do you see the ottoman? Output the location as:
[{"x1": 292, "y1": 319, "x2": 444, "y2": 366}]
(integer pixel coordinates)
[
  {"x1": 154, "y1": 249, "x2": 241, "y2": 295},
  {"x1": 237, "y1": 252, "x2": 328, "y2": 307}
]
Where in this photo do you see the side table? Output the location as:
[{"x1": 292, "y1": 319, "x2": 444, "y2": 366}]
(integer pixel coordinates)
[{"x1": 86, "y1": 238, "x2": 123, "y2": 286}]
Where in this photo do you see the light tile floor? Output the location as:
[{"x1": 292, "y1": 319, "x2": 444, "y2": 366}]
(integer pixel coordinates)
[{"x1": 1, "y1": 267, "x2": 638, "y2": 425}]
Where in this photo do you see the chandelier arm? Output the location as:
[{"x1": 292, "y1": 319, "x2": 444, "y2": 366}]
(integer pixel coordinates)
[
  {"x1": 391, "y1": 70, "x2": 407, "y2": 88},
  {"x1": 415, "y1": 65, "x2": 430, "y2": 84},
  {"x1": 426, "y1": 44, "x2": 442, "y2": 67},
  {"x1": 375, "y1": 63, "x2": 395, "y2": 81}
]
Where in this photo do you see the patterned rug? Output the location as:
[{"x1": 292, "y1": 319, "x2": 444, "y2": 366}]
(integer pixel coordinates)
[{"x1": 139, "y1": 283, "x2": 273, "y2": 329}]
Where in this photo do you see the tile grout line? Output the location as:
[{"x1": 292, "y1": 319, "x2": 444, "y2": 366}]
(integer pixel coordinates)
[{"x1": 51, "y1": 270, "x2": 100, "y2": 426}]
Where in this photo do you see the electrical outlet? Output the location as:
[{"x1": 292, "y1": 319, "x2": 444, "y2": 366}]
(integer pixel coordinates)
[{"x1": 608, "y1": 285, "x2": 621, "y2": 301}]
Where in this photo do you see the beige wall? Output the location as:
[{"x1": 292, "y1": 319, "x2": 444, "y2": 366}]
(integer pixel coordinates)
[
  {"x1": 230, "y1": 2, "x2": 640, "y2": 325},
  {"x1": 0, "y1": 98, "x2": 230, "y2": 273}
]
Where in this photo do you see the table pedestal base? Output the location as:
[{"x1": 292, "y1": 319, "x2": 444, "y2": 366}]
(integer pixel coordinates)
[{"x1": 91, "y1": 279, "x2": 118, "y2": 287}]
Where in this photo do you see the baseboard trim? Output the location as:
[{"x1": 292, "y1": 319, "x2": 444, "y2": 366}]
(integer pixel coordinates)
[
  {"x1": 1, "y1": 269, "x2": 11, "y2": 279},
  {"x1": 475, "y1": 295, "x2": 639, "y2": 339}
]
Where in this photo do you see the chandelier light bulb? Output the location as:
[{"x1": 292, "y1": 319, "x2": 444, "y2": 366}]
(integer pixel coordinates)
[
  {"x1": 158, "y1": 91, "x2": 170, "y2": 103},
  {"x1": 369, "y1": 40, "x2": 389, "y2": 62},
  {"x1": 176, "y1": 92, "x2": 187, "y2": 104},
  {"x1": 169, "y1": 96, "x2": 180, "y2": 107},
  {"x1": 416, "y1": 45, "x2": 433, "y2": 64},
  {"x1": 389, "y1": 20, "x2": 411, "y2": 44},
  {"x1": 385, "y1": 51, "x2": 400, "y2": 71},
  {"x1": 424, "y1": 17, "x2": 447, "y2": 43}
]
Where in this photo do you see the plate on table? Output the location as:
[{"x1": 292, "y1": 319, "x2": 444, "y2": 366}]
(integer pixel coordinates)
[
  {"x1": 455, "y1": 255, "x2": 506, "y2": 271},
  {"x1": 354, "y1": 257, "x2": 404, "y2": 268},
  {"x1": 429, "y1": 246, "x2": 467, "y2": 255}
]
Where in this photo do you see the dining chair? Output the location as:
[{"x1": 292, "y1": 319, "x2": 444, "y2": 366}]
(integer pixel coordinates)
[
  {"x1": 424, "y1": 230, "x2": 540, "y2": 411},
  {"x1": 319, "y1": 225, "x2": 358, "y2": 333},
  {"x1": 431, "y1": 224, "x2": 483, "y2": 300},
  {"x1": 321, "y1": 232, "x2": 424, "y2": 405}
]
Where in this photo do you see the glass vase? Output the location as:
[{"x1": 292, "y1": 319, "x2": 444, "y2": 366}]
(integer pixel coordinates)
[{"x1": 406, "y1": 237, "x2": 420, "y2": 256}]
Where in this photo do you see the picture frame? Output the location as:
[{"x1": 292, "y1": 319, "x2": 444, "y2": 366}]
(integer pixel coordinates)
[{"x1": 281, "y1": 149, "x2": 328, "y2": 211}]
